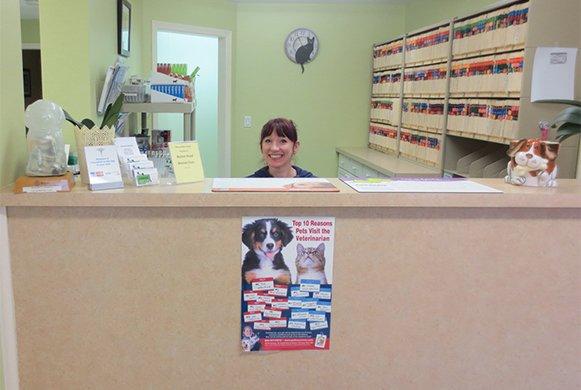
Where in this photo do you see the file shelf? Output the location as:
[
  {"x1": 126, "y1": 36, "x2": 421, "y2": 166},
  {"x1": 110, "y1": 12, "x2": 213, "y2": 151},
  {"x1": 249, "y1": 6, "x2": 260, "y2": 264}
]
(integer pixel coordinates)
[
  {"x1": 366, "y1": 0, "x2": 580, "y2": 179},
  {"x1": 373, "y1": 37, "x2": 404, "y2": 71},
  {"x1": 372, "y1": 69, "x2": 403, "y2": 97},
  {"x1": 404, "y1": 24, "x2": 450, "y2": 66}
]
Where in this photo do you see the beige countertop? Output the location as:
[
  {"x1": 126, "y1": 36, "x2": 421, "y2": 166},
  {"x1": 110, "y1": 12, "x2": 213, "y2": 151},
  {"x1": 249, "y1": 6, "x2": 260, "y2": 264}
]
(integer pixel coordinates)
[
  {"x1": 1, "y1": 178, "x2": 581, "y2": 208},
  {"x1": 337, "y1": 147, "x2": 441, "y2": 177}
]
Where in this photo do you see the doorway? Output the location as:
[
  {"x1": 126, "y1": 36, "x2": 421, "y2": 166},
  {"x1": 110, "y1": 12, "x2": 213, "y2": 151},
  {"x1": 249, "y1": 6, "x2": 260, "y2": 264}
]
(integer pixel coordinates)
[
  {"x1": 22, "y1": 45, "x2": 42, "y2": 108},
  {"x1": 153, "y1": 22, "x2": 232, "y2": 177}
]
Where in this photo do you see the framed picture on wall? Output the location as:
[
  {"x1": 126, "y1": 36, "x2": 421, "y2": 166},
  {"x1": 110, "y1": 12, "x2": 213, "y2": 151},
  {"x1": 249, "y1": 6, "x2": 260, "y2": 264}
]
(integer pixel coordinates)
[
  {"x1": 117, "y1": 0, "x2": 131, "y2": 57},
  {"x1": 23, "y1": 69, "x2": 31, "y2": 97}
]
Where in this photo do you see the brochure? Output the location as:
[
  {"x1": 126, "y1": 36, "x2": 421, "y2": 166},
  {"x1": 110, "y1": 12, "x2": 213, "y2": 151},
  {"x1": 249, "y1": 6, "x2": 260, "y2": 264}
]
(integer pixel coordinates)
[
  {"x1": 240, "y1": 216, "x2": 335, "y2": 352},
  {"x1": 84, "y1": 145, "x2": 123, "y2": 191},
  {"x1": 342, "y1": 177, "x2": 502, "y2": 193},
  {"x1": 213, "y1": 178, "x2": 339, "y2": 192}
]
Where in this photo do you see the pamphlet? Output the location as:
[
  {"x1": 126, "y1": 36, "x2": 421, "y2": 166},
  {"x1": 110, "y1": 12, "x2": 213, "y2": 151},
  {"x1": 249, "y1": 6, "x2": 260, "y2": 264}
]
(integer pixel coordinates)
[
  {"x1": 213, "y1": 178, "x2": 339, "y2": 192},
  {"x1": 114, "y1": 137, "x2": 141, "y2": 163},
  {"x1": 342, "y1": 177, "x2": 502, "y2": 193},
  {"x1": 168, "y1": 141, "x2": 204, "y2": 184},
  {"x1": 241, "y1": 216, "x2": 335, "y2": 352},
  {"x1": 84, "y1": 145, "x2": 124, "y2": 191}
]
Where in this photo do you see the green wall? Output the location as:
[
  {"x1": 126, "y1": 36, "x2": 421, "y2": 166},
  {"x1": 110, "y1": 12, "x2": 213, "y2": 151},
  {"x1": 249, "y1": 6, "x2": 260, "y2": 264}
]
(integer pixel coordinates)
[
  {"x1": 404, "y1": 0, "x2": 495, "y2": 31},
  {"x1": 139, "y1": 0, "x2": 236, "y2": 176},
  {"x1": 21, "y1": 0, "x2": 499, "y2": 178},
  {"x1": 140, "y1": 0, "x2": 237, "y2": 79},
  {"x1": 20, "y1": 19, "x2": 40, "y2": 44},
  {"x1": 39, "y1": 0, "x2": 92, "y2": 146},
  {"x1": 40, "y1": 0, "x2": 142, "y2": 146},
  {"x1": 233, "y1": 3, "x2": 405, "y2": 177},
  {"x1": 0, "y1": 0, "x2": 27, "y2": 188}
]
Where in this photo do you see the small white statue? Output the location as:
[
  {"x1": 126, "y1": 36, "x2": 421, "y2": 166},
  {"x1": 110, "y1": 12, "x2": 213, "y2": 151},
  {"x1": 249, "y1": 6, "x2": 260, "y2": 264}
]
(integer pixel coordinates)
[{"x1": 505, "y1": 138, "x2": 559, "y2": 187}]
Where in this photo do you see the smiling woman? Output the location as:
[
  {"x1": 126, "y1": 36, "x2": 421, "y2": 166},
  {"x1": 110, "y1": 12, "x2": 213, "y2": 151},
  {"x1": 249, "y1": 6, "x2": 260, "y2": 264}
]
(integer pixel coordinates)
[{"x1": 247, "y1": 117, "x2": 315, "y2": 178}]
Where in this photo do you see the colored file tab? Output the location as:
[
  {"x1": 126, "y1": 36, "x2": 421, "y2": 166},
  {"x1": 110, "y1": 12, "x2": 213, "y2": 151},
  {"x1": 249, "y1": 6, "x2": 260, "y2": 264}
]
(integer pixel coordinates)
[{"x1": 168, "y1": 141, "x2": 205, "y2": 184}]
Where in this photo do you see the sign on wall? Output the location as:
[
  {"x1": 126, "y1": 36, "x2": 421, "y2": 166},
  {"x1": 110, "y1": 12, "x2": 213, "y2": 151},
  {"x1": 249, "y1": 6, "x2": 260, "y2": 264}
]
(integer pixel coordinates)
[{"x1": 240, "y1": 216, "x2": 335, "y2": 351}]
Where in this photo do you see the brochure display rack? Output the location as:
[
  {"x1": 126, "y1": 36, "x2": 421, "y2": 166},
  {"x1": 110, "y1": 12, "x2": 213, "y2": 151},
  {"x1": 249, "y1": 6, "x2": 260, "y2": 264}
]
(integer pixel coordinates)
[{"x1": 368, "y1": 0, "x2": 580, "y2": 178}]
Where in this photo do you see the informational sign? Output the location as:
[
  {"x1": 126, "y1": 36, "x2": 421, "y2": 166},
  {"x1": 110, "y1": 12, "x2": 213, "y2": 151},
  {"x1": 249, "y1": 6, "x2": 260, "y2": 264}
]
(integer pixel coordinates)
[
  {"x1": 240, "y1": 216, "x2": 335, "y2": 352},
  {"x1": 531, "y1": 47, "x2": 578, "y2": 102},
  {"x1": 168, "y1": 141, "x2": 204, "y2": 184}
]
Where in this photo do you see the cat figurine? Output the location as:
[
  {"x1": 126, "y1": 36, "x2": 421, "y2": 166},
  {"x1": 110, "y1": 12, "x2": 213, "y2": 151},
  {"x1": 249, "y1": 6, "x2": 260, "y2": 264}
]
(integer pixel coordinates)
[
  {"x1": 295, "y1": 243, "x2": 327, "y2": 284},
  {"x1": 295, "y1": 37, "x2": 315, "y2": 74}
]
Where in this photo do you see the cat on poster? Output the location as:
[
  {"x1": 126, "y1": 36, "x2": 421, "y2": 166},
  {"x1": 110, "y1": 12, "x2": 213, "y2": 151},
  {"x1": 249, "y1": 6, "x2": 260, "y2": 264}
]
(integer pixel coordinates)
[{"x1": 240, "y1": 216, "x2": 335, "y2": 352}]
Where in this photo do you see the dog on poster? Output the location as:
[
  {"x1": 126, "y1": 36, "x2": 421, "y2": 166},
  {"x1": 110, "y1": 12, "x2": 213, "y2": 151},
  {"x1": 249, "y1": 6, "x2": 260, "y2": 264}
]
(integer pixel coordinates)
[{"x1": 241, "y1": 218, "x2": 293, "y2": 285}]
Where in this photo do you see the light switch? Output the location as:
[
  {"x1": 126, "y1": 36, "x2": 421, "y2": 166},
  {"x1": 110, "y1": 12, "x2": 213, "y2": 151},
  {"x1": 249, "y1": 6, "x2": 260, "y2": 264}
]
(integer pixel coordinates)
[{"x1": 243, "y1": 115, "x2": 252, "y2": 128}]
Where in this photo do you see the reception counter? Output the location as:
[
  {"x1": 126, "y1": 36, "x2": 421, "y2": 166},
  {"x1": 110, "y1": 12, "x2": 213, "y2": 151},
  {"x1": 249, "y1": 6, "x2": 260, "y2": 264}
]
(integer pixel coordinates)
[{"x1": 1, "y1": 179, "x2": 580, "y2": 389}]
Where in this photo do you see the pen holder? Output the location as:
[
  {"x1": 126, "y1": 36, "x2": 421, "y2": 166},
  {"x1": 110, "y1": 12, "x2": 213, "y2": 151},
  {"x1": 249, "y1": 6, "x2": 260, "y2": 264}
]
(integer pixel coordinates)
[
  {"x1": 74, "y1": 126, "x2": 115, "y2": 184},
  {"x1": 505, "y1": 138, "x2": 559, "y2": 187}
]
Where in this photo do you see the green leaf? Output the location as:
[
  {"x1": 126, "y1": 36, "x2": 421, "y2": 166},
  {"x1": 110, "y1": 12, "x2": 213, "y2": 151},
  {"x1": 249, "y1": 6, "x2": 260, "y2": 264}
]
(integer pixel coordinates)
[
  {"x1": 535, "y1": 99, "x2": 581, "y2": 107},
  {"x1": 549, "y1": 107, "x2": 581, "y2": 127},
  {"x1": 100, "y1": 93, "x2": 124, "y2": 129},
  {"x1": 190, "y1": 66, "x2": 200, "y2": 79},
  {"x1": 81, "y1": 118, "x2": 95, "y2": 129},
  {"x1": 63, "y1": 109, "x2": 82, "y2": 128},
  {"x1": 556, "y1": 123, "x2": 581, "y2": 143}
]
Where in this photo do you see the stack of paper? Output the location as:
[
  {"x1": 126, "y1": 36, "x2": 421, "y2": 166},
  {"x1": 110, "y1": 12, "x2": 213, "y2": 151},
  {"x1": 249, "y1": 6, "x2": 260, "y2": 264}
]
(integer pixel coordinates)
[
  {"x1": 342, "y1": 177, "x2": 502, "y2": 193},
  {"x1": 212, "y1": 178, "x2": 339, "y2": 192}
]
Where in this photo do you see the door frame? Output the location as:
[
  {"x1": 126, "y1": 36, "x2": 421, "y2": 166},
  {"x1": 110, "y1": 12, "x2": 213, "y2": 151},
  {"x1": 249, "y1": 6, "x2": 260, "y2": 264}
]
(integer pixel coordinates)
[
  {"x1": 21, "y1": 43, "x2": 40, "y2": 50},
  {"x1": 152, "y1": 21, "x2": 232, "y2": 177}
]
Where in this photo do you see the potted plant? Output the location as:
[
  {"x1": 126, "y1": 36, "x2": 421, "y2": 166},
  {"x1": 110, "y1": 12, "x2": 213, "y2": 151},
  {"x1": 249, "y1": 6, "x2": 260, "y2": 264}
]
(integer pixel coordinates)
[
  {"x1": 539, "y1": 99, "x2": 581, "y2": 143},
  {"x1": 64, "y1": 93, "x2": 125, "y2": 184}
]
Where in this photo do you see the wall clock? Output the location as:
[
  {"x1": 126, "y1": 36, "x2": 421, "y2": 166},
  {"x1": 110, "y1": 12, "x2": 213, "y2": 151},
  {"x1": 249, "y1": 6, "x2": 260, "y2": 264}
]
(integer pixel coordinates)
[{"x1": 284, "y1": 28, "x2": 319, "y2": 73}]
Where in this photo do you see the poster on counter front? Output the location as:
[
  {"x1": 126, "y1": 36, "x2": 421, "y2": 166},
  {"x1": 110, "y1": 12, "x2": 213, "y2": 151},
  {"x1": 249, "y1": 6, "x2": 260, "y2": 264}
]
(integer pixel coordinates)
[{"x1": 240, "y1": 216, "x2": 335, "y2": 352}]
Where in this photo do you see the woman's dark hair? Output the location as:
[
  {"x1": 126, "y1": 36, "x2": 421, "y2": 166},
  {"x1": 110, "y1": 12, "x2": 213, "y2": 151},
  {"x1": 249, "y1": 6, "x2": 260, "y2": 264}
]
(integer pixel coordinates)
[{"x1": 259, "y1": 118, "x2": 298, "y2": 145}]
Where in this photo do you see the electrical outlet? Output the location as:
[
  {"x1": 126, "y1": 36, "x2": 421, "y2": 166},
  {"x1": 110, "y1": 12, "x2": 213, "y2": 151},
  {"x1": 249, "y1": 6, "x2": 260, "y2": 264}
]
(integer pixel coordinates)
[{"x1": 244, "y1": 116, "x2": 252, "y2": 128}]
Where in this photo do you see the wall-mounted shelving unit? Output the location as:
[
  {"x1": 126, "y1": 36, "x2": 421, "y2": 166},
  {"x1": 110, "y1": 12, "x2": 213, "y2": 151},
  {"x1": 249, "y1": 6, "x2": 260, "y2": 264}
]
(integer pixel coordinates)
[
  {"x1": 366, "y1": 0, "x2": 580, "y2": 179},
  {"x1": 121, "y1": 102, "x2": 196, "y2": 141}
]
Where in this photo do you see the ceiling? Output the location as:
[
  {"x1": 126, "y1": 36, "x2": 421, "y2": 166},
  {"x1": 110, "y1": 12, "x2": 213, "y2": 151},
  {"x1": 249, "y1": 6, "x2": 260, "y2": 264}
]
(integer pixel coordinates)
[
  {"x1": 231, "y1": 0, "x2": 408, "y2": 3},
  {"x1": 20, "y1": 0, "x2": 412, "y2": 20}
]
